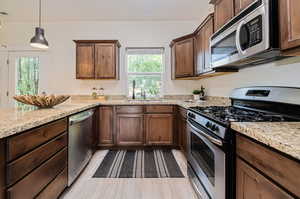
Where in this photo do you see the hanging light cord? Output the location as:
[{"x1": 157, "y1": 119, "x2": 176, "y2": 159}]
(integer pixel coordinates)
[{"x1": 39, "y1": 0, "x2": 41, "y2": 28}]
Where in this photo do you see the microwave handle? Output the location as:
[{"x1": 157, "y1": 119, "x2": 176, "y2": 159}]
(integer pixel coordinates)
[{"x1": 236, "y1": 21, "x2": 245, "y2": 55}]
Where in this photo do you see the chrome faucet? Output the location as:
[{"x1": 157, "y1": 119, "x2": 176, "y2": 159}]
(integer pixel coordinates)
[
  {"x1": 132, "y1": 80, "x2": 136, "y2": 99},
  {"x1": 141, "y1": 89, "x2": 146, "y2": 100}
]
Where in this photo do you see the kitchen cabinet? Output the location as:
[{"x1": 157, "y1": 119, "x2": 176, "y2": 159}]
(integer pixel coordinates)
[
  {"x1": 0, "y1": 140, "x2": 5, "y2": 199},
  {"x1": 170, "y1": 34, "x2": 195, "y2": 79},
  {"x1": 98, "y1": 106, "x2": 114, "y2": 146},
  {"x1": 145, "y1": 114, "x2": 174, "y2": 145},
  {"x1": 75, "y1": 43, "x2": 95, "y2": 79},
  {"x1": 279, "y1": 0, "x2": 300, "y2": 55},
  {"x1": 194, "y1": 14, "x2": 214, "y2": 74},
  {"x1": 236, "y1": 157, "x2": 294, "y2": 199},
  {"x1": 5, "y1": 119, "x2": 68, "y2": 199},
  {"x1": 116, "y1": 114, "x2": 144, "y2": 146},
  {"x1": 235, "y1": 0, "x2": 256, "y2": 14},
  {"x1": 74, "y1": 40, "x2": 121, "y2": 80},
  {"x1": 177, "y1": 107, "x2": 187, "y2": 154},
  {"x1": 210, "y1": 0, "x2": 234, "y2": 31},
  {"x1": 95, "y1": 43, "x2": 119, "y2": 79},
  {"x1": 236, "y1": 134, "x2": 300, "y2": 198}
]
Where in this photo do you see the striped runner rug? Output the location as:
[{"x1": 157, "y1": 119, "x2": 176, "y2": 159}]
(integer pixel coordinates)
[{"x1": 93, "y1": 149, "x2": 184, "y2": 178}]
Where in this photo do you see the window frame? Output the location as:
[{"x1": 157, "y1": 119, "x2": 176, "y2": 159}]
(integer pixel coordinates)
[{"x1": 125, "y1": 48, "x2": 165, "y2": 98}]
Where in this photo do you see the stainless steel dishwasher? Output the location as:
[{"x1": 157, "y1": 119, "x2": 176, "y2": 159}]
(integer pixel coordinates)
[{"x1": 68, "y1": 109, "x2": 94, "y2": 186}]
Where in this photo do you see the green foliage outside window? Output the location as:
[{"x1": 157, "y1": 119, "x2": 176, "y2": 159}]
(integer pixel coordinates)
[
  {"x1": 16, "y1": 57, "x2": 39, "y2": 96},
  {"x1": 127, "y1": 54, "x2": 163, "y2": 98}
]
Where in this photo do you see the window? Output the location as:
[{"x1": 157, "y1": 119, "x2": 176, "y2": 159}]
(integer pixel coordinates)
[
  {"x1": 126, "y1": 48, "x2": 164, "y2": 98},
  {"x1": 16, "y1": 57, "x2": 39, "y2": 95}
]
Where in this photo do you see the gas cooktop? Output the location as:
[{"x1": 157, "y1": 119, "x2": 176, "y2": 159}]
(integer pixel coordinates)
[{"x1": 189, "y1": 106, "x2": 299, "y2": 125}]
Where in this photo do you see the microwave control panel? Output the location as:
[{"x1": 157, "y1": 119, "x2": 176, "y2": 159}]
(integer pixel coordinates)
[{"x1": 247, "y1": 15, "x2": 263, "y2": 47}]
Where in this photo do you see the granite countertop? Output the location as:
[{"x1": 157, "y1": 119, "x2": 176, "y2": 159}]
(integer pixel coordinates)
[
  {"x1": 2, "y1": 98, "x2": 300, "y2": 161},
  {"x1": 232, "y1": 122, "x2": 300, "y2": 161},
  {"x1": 0, "y1": 98, "x2": 230, "y2": 139}
]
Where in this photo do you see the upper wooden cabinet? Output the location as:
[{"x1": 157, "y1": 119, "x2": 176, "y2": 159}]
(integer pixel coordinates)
[
  {"x1": 194, "y1": 14, "x2": 214, "y2": 74},
  {"x1": 235, "y1": 0, "x2": 256, "y2": 14},
  {"x1": 210, "y1": 0, "x2": 234, "y2": 31},
  {"x1": 279, "y1": 0, "x2": 300, "y2": 55},
  {"x1": 170, "y1": 34, "x2": 195, "y2": 79},
  {"x1": 75, "y1": 43, "x2": 95, "y2": 79},
  {"x1": 74, "y1": 40, "x2": 121, "y2": 80}
]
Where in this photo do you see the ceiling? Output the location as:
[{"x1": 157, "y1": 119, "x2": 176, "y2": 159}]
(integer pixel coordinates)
[{"x1": 0, "y1": 0, "x2": 213, "y2": 22}]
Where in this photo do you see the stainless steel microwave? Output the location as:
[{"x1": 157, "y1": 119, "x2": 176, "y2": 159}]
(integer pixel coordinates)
[{"x1": 210, "y1": 0, "x2": 285, "y2": 69}]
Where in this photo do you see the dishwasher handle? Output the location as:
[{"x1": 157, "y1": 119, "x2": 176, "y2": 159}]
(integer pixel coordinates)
[{"x1": 69, "y1": 110, "x2": 94, "y2": 125}]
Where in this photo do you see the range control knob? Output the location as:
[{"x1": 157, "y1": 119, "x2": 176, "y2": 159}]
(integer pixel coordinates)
[
  {"x1": 211, "y1": 124, "x2": 217, "y2": 131},
  {"x1": 205, "y1": 122, "x2": 211, "y2": 128},
  {"x1": 215, "y1": 126, "x2": 220, "y2": 132}
]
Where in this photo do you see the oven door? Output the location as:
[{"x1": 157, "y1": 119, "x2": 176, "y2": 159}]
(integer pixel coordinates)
[{"x1": 187, "y1": 120, "x2": 226, "y2": 199}]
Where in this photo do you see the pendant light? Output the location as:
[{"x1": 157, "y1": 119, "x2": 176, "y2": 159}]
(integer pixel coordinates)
[{"x1": 30, "y1": 0, "x2": 49, "y2": 49}]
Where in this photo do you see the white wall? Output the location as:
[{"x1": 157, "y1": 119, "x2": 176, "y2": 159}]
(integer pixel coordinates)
[
  {"x1": 0, "y1": 21, "x2": 204, "y2": 96},
  {"x1": 199, "y1": 56, "x2": 300, "y2": 97}
]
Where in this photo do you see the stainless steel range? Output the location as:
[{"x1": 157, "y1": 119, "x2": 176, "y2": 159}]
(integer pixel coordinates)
[{"x1": 187, "y1": 86, "x2": 300, "y2": 199}]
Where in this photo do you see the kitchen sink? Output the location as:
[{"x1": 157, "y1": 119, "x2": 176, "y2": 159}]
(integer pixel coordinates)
[{"x1": 126, "y1": 99, "x2": 164, "y2": 103}]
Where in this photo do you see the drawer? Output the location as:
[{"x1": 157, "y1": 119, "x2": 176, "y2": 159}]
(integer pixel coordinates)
[
  {"x1": 116, "y1": 106, "x2": 144, "y2": 114},
  {"x1": 145, "y1": 105, "x2": 174, "y2": 113},
  {"x1": 7, "y1": 118, "x2": 67, "y2": 161},
  {"x1": 7, "y1": 133, "x2": 68, "y2": 186},
  {"x1": 7, "y1": 148, "x2": 67, "y2": 199},
  {"x1": 178, "y1": 107, "x2": 187, "y2": 118},
  {"x1": 36, "y1": 167, "x2": 67, "y2": 199},
  {"x1": 236, "y1": 134, "x2": 300, "y2": 197}
]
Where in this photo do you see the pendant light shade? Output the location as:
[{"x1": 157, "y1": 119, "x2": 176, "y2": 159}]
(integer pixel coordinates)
[
  {"x1": 30, "y1": 0, "x2": 49, "y2": 49},
  {"x1": 30, "y1": 27, "x2": 49, "y2": 49}
]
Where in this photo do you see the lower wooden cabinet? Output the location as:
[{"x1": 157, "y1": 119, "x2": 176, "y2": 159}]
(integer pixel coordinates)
[
  {"x1": 236, "y1": 157, "x2": 293, "y2": 199},
  {"x1": 98, "y1": 106, "x2": 114, "y2": 146},
  {"x1": 35, "y1": 168, "x2": 68, "y2": 199},
  {"x1": 0, "y1": 140, "x2": 5, "y2": 199},
  {"x1": 177, "y1": 108, "x2": 187, "y2": 154},
  {"x1": 236, "y1": 134, "x2": 300, "y2": 198},
  {"x1": 145, "y1": 114, "x2": 173, "y2": 145},
  {"x1": 116, "y1": 114, "x2": 144, "y2": 146}
]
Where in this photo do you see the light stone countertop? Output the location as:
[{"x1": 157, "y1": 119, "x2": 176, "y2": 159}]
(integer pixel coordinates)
[
  {"x1": 0, "y1": 98, "x2": 230, "y2": 139},
  {"x1": 1, "y1": 98, "x2": 300, "y2": 161},
  {"x1": 231, "y1": 122, "x2": 300, "y2": 161}
]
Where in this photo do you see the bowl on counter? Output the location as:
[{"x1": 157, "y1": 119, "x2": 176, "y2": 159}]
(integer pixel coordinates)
[{"x1": 13, "y1": 94, "x2": 70, "y2": 108}]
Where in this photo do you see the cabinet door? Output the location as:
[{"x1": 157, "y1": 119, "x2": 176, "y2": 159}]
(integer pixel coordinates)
[
  {"x1": 0, "y1": 140, "x2": 5, "y2": 199},
  {"x1": 214, "y1": 0, "x2": 234, "y2": 31},
  {"x1": 195, "y1": 15, "x2": 214, "y2": 74},
  {"x1": 174, "y1": 38, "x2": 194, "y2": 78},
  {"x1": 178, "y1": 115, "x2": 187, "y2": 154},
  {"x1": 236, "y1": 158, "x2": 294, "y2": 199},
  {"x1": 76, "y1": 43, "x2": 95, "y2": 79},
  {"x1": 235, "y1": 0, "x2": 256, "y2": 14},
  {"x1": 95, "y1": 43, "x2": 116, "y2": 79},
  {"x1": 279, "y1": 0, "x2": 300, "y2": 52},
  {"x1": 116, "y1": 114, "x2": 144, "y2": 146},
  {"x1": 98, "y1": 106, "x2": 114, "y2": 145},
  {"x1": 195, "y1": 30, "x2": 205, "y2": 75},
  {"x1": 145, "y1": 114, "x2": 173, "y2": 145}
]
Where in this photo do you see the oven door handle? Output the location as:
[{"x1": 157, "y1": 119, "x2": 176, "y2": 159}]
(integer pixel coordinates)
[{"x1": 187, "y1": 120, "x2": 223, "y2": 147}]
